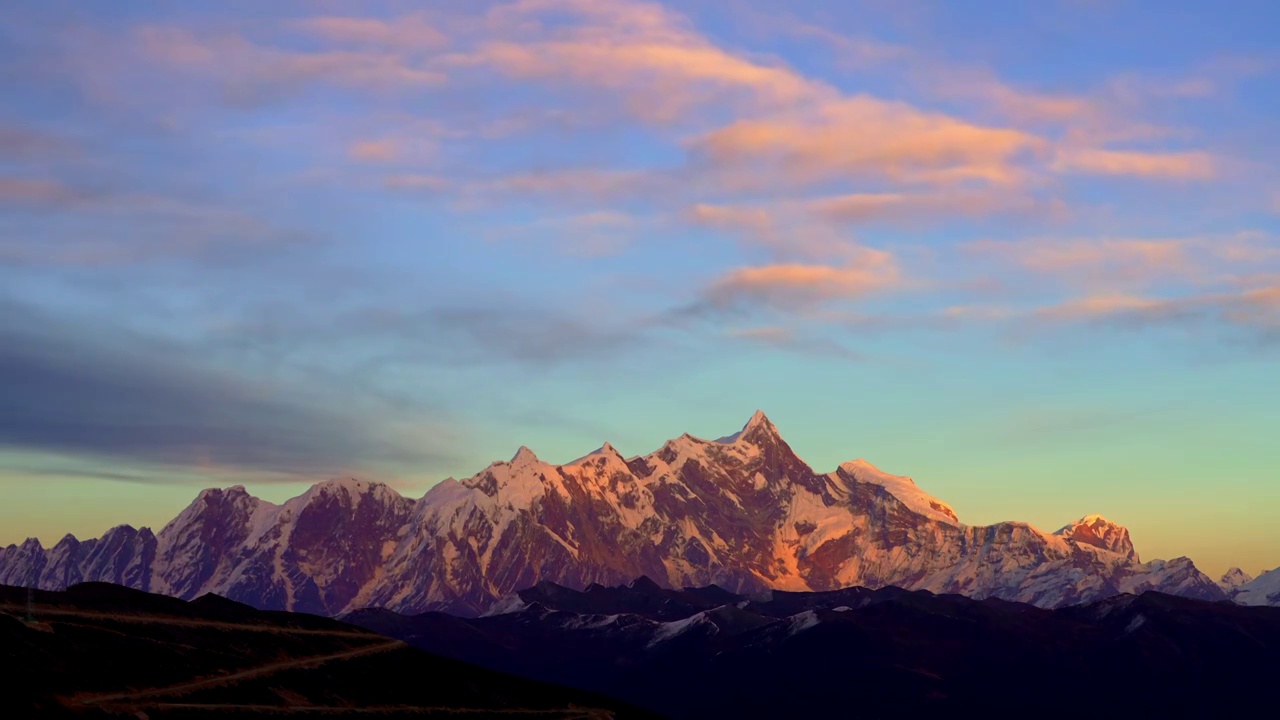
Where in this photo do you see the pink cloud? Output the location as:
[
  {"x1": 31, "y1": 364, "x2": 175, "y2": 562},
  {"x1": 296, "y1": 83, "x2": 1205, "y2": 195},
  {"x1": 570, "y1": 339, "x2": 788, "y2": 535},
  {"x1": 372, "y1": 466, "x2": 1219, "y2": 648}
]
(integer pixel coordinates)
[
  {"x1": 706, "y1": 249, "x2": 900, "y2": 311},
  {"x1": 1050, "y1": 147, "x2": 1215, "y2": 179},
  {"x1": 692, "y1": 97, "x2": 1042, "y2": 189},
  {"x1": 1034, "y1": 294, "x2": 1167, "y2": 321},
  {"x1": 968, "y1": 233, "x2": 1277, "y2": 294},
  {"x1": 348, "y1": 140, "x2": 400, "y2": 162}
]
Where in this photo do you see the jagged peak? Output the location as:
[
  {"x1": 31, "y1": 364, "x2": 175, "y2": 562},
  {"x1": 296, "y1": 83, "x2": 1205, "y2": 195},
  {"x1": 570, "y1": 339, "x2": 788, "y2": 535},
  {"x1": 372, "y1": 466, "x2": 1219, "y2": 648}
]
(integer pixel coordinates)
[
  {"x1": 1056, "y1": 514, "x2": 1125, "y2": 534},
  {"x1": 1219, "y1": 567, "x2": 1255, "y2": 589},
  {"x1": 717, "y1": 410, "x2": 780, "y2": 445},
  {"x1": 1055, "y1": 513, "x2": 1137, "y2": 561},
  {"x1": 566, "y1": 441, "x2": 624, "y2": 466},
  {"x1": 195, "y1": 485, "x2": 255, "y2": 503},
  {"x1": 510, "y1": 445, "x2": 540, "y2": 465},
  {"x1": 1079, "y1": 513, "x2": 1114, "y2": 526},
  {"x1": 306, "y1": 478, "x2": 403, "y2": 504},
  {"x1": 103, "y1": 523, "x2": 138, "y2": 534}
]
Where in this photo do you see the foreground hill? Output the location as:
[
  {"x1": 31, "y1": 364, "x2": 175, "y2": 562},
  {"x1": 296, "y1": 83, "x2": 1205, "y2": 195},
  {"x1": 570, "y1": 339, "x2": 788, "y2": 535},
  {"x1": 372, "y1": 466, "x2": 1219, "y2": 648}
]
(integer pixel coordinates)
[
  {"x1": 0, "y1": 582, "x2": 651, "y2": 718},
  {"x1": 347, "y1": 577, "x2": 1280, "y2": 718},
  {"x1": 0, "y1": 412, "x2": 1228, "y2": 616}
]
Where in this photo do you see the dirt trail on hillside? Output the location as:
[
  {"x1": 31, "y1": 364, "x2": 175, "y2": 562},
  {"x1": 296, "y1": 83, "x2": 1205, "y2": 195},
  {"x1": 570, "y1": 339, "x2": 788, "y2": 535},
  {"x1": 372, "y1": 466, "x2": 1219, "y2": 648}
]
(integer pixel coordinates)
[
  {"x1": 69, "y1": 639, "x2": 406, "y2": 707},
  {"x1": 0, "y1": 603, "x2": 381, "y2": 637}
]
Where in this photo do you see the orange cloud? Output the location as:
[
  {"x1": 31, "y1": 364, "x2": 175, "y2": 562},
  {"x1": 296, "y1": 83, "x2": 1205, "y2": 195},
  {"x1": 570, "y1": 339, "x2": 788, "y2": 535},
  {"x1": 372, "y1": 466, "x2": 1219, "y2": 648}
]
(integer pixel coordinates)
[
  {"x1": 348, "y1": 140, "x2": 400, "y2": 162},
  {"x1": 972, "y1": 238, "x2": 1190, "y2": 276},
  {"x1": 692, "y1": 97, "x2": 1041, "y2": 189},
  {"x1": 969, "y1": 233, "x2": 1278, "y2": 294},
  {"x1": 439, "y1": 0, "x2": 836, "y2": 126},
  {"x1": 926, "y1": 69, "x2": 1099, "y2": 125},
  {"x1": 1050, "y1": 147, "x2": 1215, "y2": 179},
  {"x1": 1035, "y1": 294, "x2": 1166, "y2": 320},
  {"x1": 687, "y1": 189, "x2": 1060, "y2": 261},
  {"x1": 707, "y1": 249, "x2": 900, "y2": 311},
  {"x1": 688, "y1": 203, "x2": 776, "y2": 238},
  {"x1": 1028, "y1": 284, "x2": 1280, "y2": 330},
  {"x1": 1227, "y1": 285, "x2": 1280, "y2": 326},
  {"x1": 452, "y1": 28, "x2": 824, "y2": 124},
  {"x1": 807, "y1": 189, "x2": 1054, "y2": 224}
]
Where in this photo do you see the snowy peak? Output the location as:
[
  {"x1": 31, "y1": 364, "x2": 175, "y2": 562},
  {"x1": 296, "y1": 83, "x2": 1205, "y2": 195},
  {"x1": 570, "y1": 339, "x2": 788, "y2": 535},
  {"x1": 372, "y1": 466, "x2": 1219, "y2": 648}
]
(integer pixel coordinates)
[
  {"x1": 837, "y1": 458, "x2": 960, "y2": 525},
  {"x1": 1055, "y1": 514, "x2": 1137, "y2": 561},
  {"x1": 567, "y1": 442, "x2": 624, "y2": 466},
  {"x1": 1219, "y1": 567, "x2": 1255, "y2": 591},
  {"x1": 721, "y1": 409, "x2": 782, "y2": 446},
  {"x1": 510, "y1": 446, "x2": 540, "y2": 465},
  {"x1": 305, "y1": 477, "x2": 400, "y2": 503},
  {"x1": 1226, "y1": 566, "x2": 1280, "y2": 607}
]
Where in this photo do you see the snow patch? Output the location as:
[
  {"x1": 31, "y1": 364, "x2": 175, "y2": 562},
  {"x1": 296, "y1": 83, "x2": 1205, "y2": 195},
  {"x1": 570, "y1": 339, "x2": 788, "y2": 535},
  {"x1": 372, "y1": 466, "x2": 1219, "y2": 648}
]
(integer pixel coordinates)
[
  {"x1": 649, "y1": 612, "x2": 712, "y2": 646},
  {"x1": 482, "y1": 593, "x2": 530, "y2": 616},
  {"x1": 788, "y1": 610, "x2": 821, "y2": 635},
  {"x1": 838, "y1": 459, "x2": 960, "y2": 525}
]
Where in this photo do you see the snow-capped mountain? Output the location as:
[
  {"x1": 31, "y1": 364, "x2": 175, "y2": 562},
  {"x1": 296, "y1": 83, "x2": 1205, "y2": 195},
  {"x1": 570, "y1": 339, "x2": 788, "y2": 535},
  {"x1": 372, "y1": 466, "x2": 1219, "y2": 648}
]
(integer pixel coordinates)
[
  {"x1": 1218, "y1": 567, "x2": 1254, "y2": 592},
  {"x1": 0, "y1": 411, "x2": 1230, "y2": 615},
  {"x1": 1230, "y1": 567, "x2": 1280, "y2": 606}
]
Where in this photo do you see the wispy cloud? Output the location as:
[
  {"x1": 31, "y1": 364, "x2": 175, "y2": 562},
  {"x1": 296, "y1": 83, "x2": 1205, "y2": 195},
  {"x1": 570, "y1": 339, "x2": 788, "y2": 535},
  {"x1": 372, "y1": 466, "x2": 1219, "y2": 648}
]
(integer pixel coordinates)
[
  {"x1": 966, "y1": 232, "x2": 1276, "y2": 291},
  {"x1": 704, "y1": 249, "x2": 902, "y2": 312},
  {"x1": 134, "y1": 26, "x2": 446, "y2": 107},
  {"x1": 0, "y1": 191, "x2": 311, "y2": 267},
  {"x1": 1050, "y1": 147, "x2": 1216, "y2": 179},
  {"x1": 691, "y1": 97, "x2": 1041, "y2": 189},
  {"x1": 292, "y1": 14, "x2": 448, "y2": 48}
]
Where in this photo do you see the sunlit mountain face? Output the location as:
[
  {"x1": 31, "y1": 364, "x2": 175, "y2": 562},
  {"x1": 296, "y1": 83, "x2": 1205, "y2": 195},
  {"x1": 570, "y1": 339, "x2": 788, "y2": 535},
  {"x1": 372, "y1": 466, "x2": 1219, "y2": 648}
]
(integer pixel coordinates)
[{"x1": 0, "y1": 413, "x2": 1237, "y2": 617}]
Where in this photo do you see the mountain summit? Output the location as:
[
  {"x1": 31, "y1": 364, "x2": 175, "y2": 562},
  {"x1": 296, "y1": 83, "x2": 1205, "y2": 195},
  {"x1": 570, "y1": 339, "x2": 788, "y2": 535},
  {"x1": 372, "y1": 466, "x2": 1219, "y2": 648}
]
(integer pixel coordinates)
[
  {"x1": 1055, "y1": 514, "x2": 1137, "y2": 561},
  {"x1": 0, "y1": 412, "x2": 1229, "y2": 615}
]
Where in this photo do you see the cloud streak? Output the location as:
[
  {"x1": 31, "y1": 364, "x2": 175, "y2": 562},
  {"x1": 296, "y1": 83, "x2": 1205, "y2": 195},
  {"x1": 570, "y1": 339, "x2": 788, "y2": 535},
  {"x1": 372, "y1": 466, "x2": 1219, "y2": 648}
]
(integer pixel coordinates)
[
  {"x1": 704, "y1": 249, "x2": 901, "y2": 312},
  {"x1": 0, "y1": 300, "x2": 454, "y2": 478},
  {"x1": 1051, "y1": 147, "x2": 1216, "y2": 179}
]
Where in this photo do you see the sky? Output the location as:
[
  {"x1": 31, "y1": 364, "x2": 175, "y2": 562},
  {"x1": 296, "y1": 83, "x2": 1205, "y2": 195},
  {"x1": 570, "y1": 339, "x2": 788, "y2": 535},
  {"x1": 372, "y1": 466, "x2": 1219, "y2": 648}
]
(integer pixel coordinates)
[{"x1": 1, "y1": 0, "x2": 1277, "y2": 577}]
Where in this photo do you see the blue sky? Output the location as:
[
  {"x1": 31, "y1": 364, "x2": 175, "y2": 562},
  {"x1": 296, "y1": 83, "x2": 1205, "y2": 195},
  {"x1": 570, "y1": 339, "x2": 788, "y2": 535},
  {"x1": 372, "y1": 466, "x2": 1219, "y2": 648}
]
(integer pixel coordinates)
[{"x1": 1, "y1": 0, "x2": 1277, "y2": 576}]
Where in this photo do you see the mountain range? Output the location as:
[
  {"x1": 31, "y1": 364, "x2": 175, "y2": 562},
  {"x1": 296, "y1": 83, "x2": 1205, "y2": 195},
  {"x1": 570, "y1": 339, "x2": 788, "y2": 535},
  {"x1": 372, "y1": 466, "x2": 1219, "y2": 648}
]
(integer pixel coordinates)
[{"x1": 3, "y1": 411, "x2": 1275, "y2": 615}]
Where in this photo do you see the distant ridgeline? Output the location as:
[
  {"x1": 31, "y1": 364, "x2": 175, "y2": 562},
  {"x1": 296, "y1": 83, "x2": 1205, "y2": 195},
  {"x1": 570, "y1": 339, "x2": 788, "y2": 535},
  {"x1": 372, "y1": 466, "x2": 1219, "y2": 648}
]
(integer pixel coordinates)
[{"x1": 5, "y1": 412, "x2": 1272, "y2": 616}]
